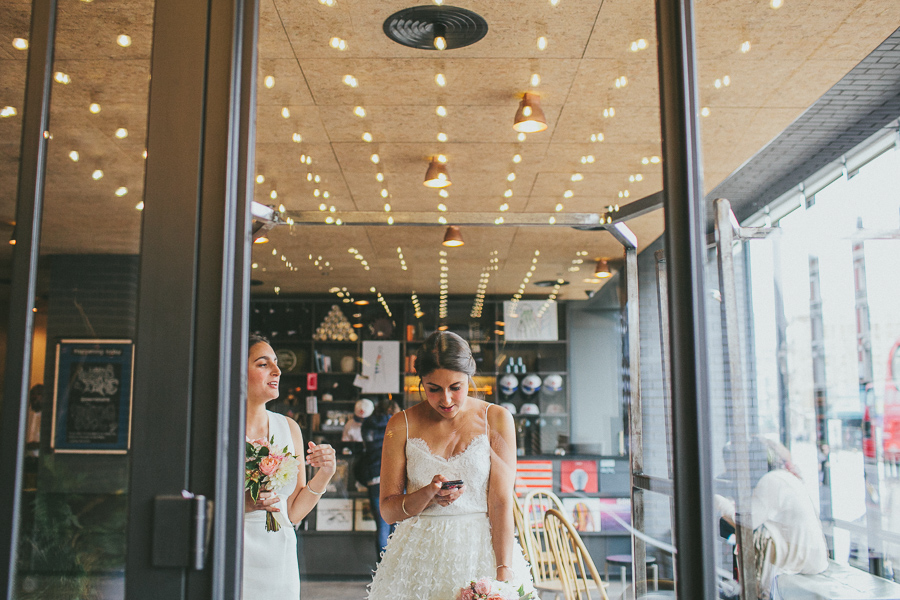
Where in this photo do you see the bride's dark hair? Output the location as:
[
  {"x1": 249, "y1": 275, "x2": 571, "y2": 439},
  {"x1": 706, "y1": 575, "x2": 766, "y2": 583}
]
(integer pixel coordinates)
[
  {"x1": 248, "y1": 334, "x2": 270, "y2": 354},
  {"x1": 415, "y1": 331, "x2": 479, "y2": 398}
]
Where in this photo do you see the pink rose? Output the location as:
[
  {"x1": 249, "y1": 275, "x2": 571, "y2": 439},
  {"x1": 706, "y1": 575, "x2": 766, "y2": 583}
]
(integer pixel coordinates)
[
  {"x1": 459, "y1": 588, "x2": 476, "y2": 600},
  {"x1": 474, "y1": 579, "x2": 492, "y2": 596},
  {"x1": 259, "y1": 455, "x2": 281, "y2": 476}
]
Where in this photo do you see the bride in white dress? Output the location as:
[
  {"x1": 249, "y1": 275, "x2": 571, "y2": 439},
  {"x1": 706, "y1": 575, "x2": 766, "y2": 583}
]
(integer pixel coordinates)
[
  {"x1": 368, "y1": 332, "x2": 531, "y2": 600},
  {"x1": 244, "y1": 336, "x2": 336, "y2": 600}
]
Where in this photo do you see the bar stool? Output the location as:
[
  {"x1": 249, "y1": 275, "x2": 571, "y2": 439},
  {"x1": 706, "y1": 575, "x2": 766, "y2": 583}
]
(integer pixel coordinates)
[{"x1": 604, "y1": 554, "x2": 658, "y2": 590}]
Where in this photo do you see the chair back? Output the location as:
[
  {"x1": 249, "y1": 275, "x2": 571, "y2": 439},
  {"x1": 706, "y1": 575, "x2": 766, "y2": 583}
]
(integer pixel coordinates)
[
  {"x1": 522, "y1": 490, "x2": 566, "y2": 583},
  {"x1": 544, "y1": 508, "x2": 609, "y2": 600},
  {"x1": 513, "y1": 495, "x2": 533, "y2": 565}
]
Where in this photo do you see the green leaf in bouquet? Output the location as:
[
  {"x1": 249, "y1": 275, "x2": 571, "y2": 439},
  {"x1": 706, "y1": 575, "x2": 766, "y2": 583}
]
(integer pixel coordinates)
[
  {"x1": 258, "y1": 445, "x2": 269, "y2": 457},
  {"x1": 248, "y1": 480, "x2": 260, "y2": 502},
  {"x1": 246, "y1": 441, "x2": 255, "y2": 454}
]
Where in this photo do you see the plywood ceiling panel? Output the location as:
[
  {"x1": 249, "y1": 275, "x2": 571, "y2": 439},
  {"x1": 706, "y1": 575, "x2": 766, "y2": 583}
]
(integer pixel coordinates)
[{"x1": 0, "y1": 0, "x2": 895, "y2": 302}]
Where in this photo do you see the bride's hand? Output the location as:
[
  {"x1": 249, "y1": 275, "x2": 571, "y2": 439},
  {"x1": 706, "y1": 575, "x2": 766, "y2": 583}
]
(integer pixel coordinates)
[
  {"x1": 429, "y1": 475, "x2": 465, "y2": 507},
  {"x1": 306, "y1": 441, "x2": 337, "y2": 476},
  {"x1": 245, "y1": 489, "x2": 280, "y2": 514}
]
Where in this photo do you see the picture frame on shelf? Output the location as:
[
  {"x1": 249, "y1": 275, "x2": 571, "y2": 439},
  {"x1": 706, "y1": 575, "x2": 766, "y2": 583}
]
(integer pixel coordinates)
[
  {"x1": 314, "y1": 498, "x2": 353, "y2": 531},
  {"x1": 354, "y1": 498, "x2": 377, "y2": 531},
  {"x1": 561, "y1": 497, "x2": 602, "y2": 533}
]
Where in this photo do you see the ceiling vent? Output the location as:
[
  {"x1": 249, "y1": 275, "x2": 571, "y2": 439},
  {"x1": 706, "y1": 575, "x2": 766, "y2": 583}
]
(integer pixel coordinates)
[{"x1": 383, "y1": 6, "x2": 488, "y2": 51}]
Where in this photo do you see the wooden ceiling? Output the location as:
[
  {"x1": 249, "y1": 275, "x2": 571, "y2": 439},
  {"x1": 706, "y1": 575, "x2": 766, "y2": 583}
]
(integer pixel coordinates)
[{"x1": 1, "y1": 0, "x2": 898, "y2": 303}]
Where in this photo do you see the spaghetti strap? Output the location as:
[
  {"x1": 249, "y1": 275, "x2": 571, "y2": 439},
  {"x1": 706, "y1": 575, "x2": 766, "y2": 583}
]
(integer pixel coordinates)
[
  {"x1": 483, "y1": 403, "x2": 490, "y2": 435},
  {"x1": 403, "y1": 409, "x2": 409, "y2": 439}
]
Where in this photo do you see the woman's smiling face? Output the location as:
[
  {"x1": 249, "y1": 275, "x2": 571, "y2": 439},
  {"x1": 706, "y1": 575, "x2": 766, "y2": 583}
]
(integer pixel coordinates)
[
  {"x1": 248, "y1": 342, "x2": 281, "y2": 404},
  {"x1": 422, "y1": 368, "x2": 469, "y2": 419}
]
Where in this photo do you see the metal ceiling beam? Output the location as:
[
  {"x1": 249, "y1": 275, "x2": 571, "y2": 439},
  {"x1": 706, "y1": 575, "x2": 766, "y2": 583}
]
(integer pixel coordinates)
[{"x1": 281, "y1": 211, "x2": 603, "y2": 227}]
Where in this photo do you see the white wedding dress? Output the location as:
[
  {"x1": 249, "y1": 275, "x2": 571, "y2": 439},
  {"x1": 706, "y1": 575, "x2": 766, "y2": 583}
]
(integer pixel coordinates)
[
  {"x1": 368, "y1": 407, "x2": 531, "y2": 600},
  {"x1": 243, "y1": 411, "x2": 301, "y2": 600}
]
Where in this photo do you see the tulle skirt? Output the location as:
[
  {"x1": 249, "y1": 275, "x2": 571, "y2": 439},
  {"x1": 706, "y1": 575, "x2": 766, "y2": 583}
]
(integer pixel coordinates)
[{"x1": 368, "y1": 512, "x2": 531, "y2": 600}]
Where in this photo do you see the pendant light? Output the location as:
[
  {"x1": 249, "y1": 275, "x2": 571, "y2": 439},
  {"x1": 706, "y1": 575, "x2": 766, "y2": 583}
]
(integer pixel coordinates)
[
  {"x1": 424, "y1": 158, "x2": 452, "y2": 188},
  {"x1": 442, "y1": 225, "x2": 464, "y2": 247},
  {"x1": 595, "y1": 259, "x2": 611, "y2": 278},
  {"x1": 513, "y1": 92, "x2": 548, "y2": 133}
]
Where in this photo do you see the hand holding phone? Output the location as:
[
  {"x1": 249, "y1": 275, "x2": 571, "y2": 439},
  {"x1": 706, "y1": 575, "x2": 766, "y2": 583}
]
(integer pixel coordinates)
[{"x1": 441, "y1": 480, "x2": 464, "y2": 489}]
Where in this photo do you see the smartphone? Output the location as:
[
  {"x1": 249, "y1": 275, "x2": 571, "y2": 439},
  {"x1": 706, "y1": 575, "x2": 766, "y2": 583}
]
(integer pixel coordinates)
[{"x1": 441, "y1": 480, "x2": 464, "y2": 489}]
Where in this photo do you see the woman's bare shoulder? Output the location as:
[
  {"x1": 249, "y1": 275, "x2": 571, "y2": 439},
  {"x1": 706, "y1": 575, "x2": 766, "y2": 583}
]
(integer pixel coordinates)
[{"x1": 485, "y1": 400, "x2": 513, "y2": 429}]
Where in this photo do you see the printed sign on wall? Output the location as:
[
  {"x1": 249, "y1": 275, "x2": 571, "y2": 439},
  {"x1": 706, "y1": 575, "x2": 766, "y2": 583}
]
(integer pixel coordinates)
[{"x1": 51, "y1": 339, "x2": 134, "y2": 454}]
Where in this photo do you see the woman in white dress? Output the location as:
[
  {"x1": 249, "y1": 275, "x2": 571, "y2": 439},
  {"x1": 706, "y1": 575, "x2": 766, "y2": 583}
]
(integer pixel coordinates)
[
  {"x1": 368, "y1": 332, "x2": 531, "y2": 600},
  {"x1": 244, "y1": 335, "x2": 336, "y2": 600}
]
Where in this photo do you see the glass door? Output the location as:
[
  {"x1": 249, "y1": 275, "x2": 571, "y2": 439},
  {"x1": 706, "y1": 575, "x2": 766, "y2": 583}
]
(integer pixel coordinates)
[{"x1": 0, "y1": 0, "x2": 255, "y2": 598}]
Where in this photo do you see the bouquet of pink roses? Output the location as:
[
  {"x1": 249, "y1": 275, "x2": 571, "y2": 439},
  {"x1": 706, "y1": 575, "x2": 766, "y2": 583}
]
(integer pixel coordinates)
[
  {"x1": 245, "y1": 436, "x2": 302, "y2": 532},
  {"x1": 455, "y1": 577, "x2": 535, "y2": 600}
]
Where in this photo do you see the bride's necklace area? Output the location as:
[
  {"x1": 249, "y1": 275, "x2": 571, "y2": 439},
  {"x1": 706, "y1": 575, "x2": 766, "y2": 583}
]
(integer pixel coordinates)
[{"x1": 246, "y1": 412, "x2": 269, "y2": 441}]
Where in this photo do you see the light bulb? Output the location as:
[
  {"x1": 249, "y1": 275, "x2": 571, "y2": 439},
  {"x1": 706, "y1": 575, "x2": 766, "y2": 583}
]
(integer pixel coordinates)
[
  {"x1": 117, "y1": 34, "x2": 132, "y2": 47},
  {"x1": 264, "y1": 75, "x2": 275, "y2": 88}
]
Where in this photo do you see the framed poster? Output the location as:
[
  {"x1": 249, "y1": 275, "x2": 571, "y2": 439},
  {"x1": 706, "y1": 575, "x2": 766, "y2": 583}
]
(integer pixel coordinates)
[
  {"x1": 503, "y1": 301, "x2": 558, "y2": 341},
  {"x1": 51, "y1": 339, "x2": 134, "y2": 454},
  {"x1": 515, "y1": 460, "x2": 553, "y2": 495},
  {"x1": 561, "y1": 497, "x2": 602, "y2": 533},
  {"x1": 354, "y1": 498, "x2": 377, "y2": 531},
  {"x1": 596, "y1": 498, "x2": 632, "y2": 533},
  {"x1": 359, "y1": 340, "x2": 399, "y2": 394},
  {"x1": 560, "y1": 460, "x2": 598, "y2": 493},
  {"x1": 315, "y1": 498, "x2": 353, "y2": 531}
]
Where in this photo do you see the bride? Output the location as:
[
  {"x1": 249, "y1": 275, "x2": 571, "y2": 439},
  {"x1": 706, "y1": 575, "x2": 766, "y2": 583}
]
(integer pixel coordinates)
[{"x1": 368, "y1": 331, "x2": 531, "y2": 600}]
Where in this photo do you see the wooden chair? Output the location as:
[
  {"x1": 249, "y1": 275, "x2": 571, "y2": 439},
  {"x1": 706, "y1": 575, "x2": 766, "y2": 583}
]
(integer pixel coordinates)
[
  {"x1": 522, "y1": 491, "x2": 568, "y2": 599},
  {"x1": 513, "y1": 495, "x2": 533, "y2": 565},
  {"x1": 543, "y1": 508, "x2": 610, "y2": 600}
]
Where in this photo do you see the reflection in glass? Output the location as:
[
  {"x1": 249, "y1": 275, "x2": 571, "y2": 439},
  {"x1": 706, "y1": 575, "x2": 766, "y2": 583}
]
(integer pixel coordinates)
[{"x1": 10, "y1": 0, "x2": 153, "y2": 597}]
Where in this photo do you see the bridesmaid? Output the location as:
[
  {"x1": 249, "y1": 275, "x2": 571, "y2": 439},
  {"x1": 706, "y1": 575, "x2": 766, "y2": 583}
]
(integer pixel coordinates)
[{"x1": 243, "y1": 335, "x2": 336, "y2": 600}]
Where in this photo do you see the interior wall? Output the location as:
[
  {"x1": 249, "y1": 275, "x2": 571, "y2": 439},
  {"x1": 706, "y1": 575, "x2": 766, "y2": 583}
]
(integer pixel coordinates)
[{"x1": 568, "y1": 302, "x2": 623, "y2": 455}]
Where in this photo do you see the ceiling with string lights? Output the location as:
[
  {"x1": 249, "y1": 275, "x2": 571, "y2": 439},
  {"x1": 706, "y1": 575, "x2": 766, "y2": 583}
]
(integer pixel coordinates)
[{"x1": 1, "y1": 0, "x2": 898, "y2": 305}]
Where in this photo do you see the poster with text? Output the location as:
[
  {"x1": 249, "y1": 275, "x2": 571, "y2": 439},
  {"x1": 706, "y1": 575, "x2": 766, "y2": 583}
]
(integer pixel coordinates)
[
  {"x1": 52, "y1": 339, "x2": 134, "y2": 453},
  {"x1": 503, "y1": 301, "x2": 558, "y2": 341},
  {"x1": 360, "y1": 340, "x2": 400, "y2": 394},
  {"x1": 560, "y1": 460, "x2": 598, "y2": 493}
]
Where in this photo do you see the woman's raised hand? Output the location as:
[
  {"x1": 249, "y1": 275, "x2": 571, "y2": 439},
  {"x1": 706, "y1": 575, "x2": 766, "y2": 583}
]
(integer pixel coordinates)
[
  {"x1": 306, "y1": 441, "x2": 337, "y2": 476},
  {"x1": 429, "y1": 475, "x2": 466, "y2": 507},
  {"x1": 245, "y1": 489, "x2": 280, "y2": 514}
]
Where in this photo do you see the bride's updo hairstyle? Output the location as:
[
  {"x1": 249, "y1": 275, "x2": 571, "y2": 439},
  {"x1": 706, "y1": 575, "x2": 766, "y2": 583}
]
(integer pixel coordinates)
[{"x1": 415, "y1": 331, "x2": 480, "y2": 398}]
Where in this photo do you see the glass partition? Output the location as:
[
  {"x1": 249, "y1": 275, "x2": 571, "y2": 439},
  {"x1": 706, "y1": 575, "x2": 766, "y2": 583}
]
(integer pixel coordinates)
[
  {"x1": 8, "y1": 0, "x2": 153, "y2": 597},
  {"x1": 0, "y1": 0, "x2": 32, "y2": 380},
  {"x1": 695, "y1": 2, "x2": 900, "y2": 595}
]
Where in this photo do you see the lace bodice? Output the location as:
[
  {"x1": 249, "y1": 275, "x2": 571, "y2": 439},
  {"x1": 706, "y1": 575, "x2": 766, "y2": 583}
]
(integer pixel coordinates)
[{"x1": 406, "y1": 434, "x2": 491, "y2": 516}]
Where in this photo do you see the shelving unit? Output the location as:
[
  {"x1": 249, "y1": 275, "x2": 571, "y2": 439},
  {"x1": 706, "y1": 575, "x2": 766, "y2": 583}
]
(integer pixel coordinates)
[{"x1": 252, "y1": 296, "x2": 571, "y2": 456}]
